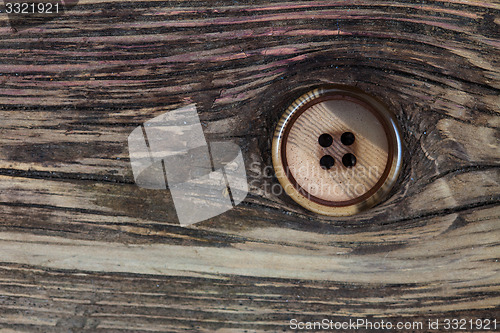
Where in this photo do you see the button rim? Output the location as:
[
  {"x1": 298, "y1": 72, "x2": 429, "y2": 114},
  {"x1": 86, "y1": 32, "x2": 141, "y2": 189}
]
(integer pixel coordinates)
[{"x1": 272, "y1": 85, "x2": 403, "y2": 216}]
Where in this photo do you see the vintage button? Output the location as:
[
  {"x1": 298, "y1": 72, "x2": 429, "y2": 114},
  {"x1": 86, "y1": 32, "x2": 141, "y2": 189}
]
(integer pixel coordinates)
[{"x1": 272, "y1": 86, "x2": 402, "y2": 216}]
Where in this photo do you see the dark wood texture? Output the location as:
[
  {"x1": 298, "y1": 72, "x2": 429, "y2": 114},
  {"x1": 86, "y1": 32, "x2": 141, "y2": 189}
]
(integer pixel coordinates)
[{"x1": 0, "y1": 0, "x2": 499, "y2": 331}]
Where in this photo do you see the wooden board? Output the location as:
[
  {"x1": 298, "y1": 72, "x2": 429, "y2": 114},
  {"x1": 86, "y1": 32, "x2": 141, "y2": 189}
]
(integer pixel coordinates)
[{"x1": 0, "y1": 0, "x2": 499, "y2": 331}]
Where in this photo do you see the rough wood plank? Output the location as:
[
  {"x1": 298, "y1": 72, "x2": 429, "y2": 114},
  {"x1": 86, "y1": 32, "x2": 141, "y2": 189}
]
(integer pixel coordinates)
[{"x1": 0, "y1": 0, "x2": 499, "y2": 331}]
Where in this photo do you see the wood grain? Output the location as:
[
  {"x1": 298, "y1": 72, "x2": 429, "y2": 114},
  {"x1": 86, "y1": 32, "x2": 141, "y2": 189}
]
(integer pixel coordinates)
[{"x1": 0, "y1": 0, "x2": 499, "y2": 331}]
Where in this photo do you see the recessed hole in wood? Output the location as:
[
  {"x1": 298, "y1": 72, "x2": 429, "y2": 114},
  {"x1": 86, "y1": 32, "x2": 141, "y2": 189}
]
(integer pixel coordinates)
[{"x1": 272, "y1": 85, "x2": 403, "y2": 216}]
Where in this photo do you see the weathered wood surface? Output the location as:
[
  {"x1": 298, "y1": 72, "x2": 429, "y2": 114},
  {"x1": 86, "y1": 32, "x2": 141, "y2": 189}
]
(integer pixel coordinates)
[{"x1": 0, "y1": 0, "x2": 499, "y2": 331}]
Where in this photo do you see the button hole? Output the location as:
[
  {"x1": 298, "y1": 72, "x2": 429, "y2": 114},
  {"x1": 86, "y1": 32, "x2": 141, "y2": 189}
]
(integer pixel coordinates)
[
  {"x1": 320, "y1": 155, "x2": 335, "y2": 170},
  {"x1": 341, "y1": 132, "x2": 355, "y2": 146},
  {"x1": 342, "y1": 153, "x2": 356, "y2": 167},
  {"x1": 318, "y1": 133, "x2": 333, "y2": 147}
]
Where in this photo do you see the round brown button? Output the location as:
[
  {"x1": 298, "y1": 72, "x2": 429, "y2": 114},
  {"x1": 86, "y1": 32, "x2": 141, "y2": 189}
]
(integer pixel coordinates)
[{"x1": 272, "y1": 86, "x2": 403, "y2": 216}]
